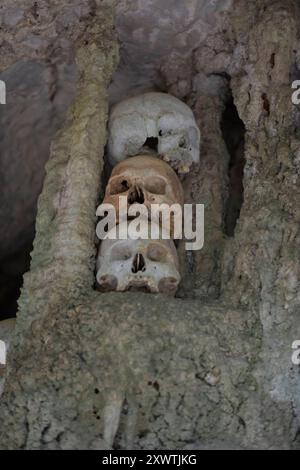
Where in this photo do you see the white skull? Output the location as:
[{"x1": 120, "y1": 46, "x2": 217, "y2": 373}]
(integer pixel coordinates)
[
  {"x1": 108, "y1": 92, "x2": 200, "y2": 174},
  {"x1": 96, "y1": 219, "x2": 180, "y2": 296}
]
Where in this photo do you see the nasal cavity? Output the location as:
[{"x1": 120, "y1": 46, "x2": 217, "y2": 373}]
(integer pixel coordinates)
[
  {"x1": 132, "y1": 253, "x2": 146, "y2": 273},
  {"x1": 143, "y1": 137, "x2": 158, "y2": 151},
  {"x1": 128, "y1": 185, "x2": 144, "y2": 204}
]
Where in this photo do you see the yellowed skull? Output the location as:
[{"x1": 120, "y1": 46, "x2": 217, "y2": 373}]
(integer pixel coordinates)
[{"x1": 100, "y1": 155, "x2": 184, "y2": 235}]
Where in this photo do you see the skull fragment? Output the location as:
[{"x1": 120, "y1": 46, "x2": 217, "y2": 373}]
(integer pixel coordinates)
[
  {"x1": 96, "y1": 219, "x2": 181, "y2": 296},
  {"x1": 108, "y1": 92, "x2": 200, "y2": 174}
]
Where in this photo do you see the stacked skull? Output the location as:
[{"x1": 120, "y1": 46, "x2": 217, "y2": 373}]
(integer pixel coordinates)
[{"x1": 96, "y1": 92, "x2": 200, "y2": 296}]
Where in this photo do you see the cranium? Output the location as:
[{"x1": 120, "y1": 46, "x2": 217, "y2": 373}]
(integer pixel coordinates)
[
  {"x1": 96, "y1": 219, "x2": 181, "y2": 296},
  {"x1": 108, "y1": 92, "x2": 200, "y2": 174},
  {"x1": 100, "y1": 155, "x2": 184, "y2": 234}
]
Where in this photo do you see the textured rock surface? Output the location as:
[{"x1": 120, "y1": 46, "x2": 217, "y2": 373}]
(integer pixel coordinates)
[
  {"x1": 110, "y1": 0, "x2": 233, "y2": 103},
  {"x1": 178, "y1": 75, "x2": 230, "y2": 299},
  {"x1": 0, "y1": 293, "x2": 262, "y2": 449},
  {"x1": 221, "y1": 2, "x2": 300, "y2": 446},
  {"x1": 0, "y1": 0, "x2": 300, "y2": 451}
]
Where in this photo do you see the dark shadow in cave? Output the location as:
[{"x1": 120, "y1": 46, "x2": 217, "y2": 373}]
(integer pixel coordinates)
[
  {"x1": 221, "y1": 95, "x2": 246, "y2": 237},
  {"x1": 0, "y1": 240, "x2": 32, "y2": 321}
]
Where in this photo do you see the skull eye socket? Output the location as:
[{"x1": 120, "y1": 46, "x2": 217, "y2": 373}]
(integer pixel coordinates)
[
  {"x1": 144, "y1": 176, "x2": 166, "y2": 195},
  {"x1": 147, "y1": 243, "x2": 168, "y2": 262},
  {"x1": 110, "y1": 242, "x2": 132, "y2": 261},
  {"x1": 109, "y1": 177, "x2": 131, "y2": 195}
]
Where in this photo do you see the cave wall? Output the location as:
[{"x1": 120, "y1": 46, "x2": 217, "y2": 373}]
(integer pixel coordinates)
[
  {"x1": 222, "y1": 1, "x2": 300, "y2": 441},
  {"x1": 0, "y1": 0, "x2": 299, "y2": 450},
  {"x1": 0, "y1": 0, "x2": 95, "y2": 319}
]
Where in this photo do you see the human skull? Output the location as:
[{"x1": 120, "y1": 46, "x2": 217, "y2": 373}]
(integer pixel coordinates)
[
  {"x1": 96, "y1": 220, "x2": 181, "y2": 296},
  {"x1": 99, "y1": 155, "x2": 184, "y2": 234},
  {"x1": 108, "y1": 92, "x2": 200, "y2": 174}
]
